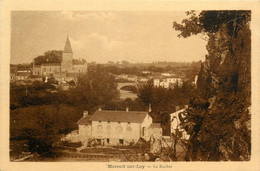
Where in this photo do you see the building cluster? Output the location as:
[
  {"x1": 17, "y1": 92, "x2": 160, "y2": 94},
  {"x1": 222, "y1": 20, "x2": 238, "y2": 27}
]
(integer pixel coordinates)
[
  {"x1": 10, "y1": 36, "x2": 87, "y2": 86},
  {"x1": 10, "y1": 35, "x2": 193, "y2": 149},
  {"x1": 115, "y1": 72, "x2": 188, "y2": 89},
  {"x1": 10, "y1": 36, "x2": 198, "y2": 90},
  {"x1": 32, "y1": 37, "x2": 87, "y2": 83}
]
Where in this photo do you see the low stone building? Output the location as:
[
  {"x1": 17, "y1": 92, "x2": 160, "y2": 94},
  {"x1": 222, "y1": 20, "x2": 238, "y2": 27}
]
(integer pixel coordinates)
[{"x1": 76, "y1": 109, "x2": 163, "y2": 146}]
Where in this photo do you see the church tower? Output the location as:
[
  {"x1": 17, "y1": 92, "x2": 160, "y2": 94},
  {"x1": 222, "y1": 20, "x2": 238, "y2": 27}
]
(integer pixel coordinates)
[{"x1": 61, "y1": 36, "x2": 73, "y2": 72}]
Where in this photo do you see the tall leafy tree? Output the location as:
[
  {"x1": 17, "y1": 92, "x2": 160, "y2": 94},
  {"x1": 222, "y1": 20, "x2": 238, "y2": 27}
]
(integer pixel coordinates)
[
  {"x1": 69, "y1": 65, "x2": 119, "y2": 113},
  {"x1": 34, "y1": 50, "x2": 62, "y2": 65}
]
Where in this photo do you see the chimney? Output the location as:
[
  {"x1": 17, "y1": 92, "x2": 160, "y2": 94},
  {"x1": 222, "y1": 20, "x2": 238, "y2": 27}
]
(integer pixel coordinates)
[
  {"x1": 148, "y1": 103, "x2": 152, "y2": 112},
  {"x1": 83, "y1": 111, "x2": 88, "y2": 117},
  {"x1": 126, "y1": 107, "x2": 129, "y2": 112}
]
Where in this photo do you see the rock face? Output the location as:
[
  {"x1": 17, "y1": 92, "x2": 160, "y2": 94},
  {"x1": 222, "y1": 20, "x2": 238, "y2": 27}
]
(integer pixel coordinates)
[
  {"x1": 186, "y1": 19, "x2": 251, "y2": 161},
  {"x1": 198, "y1": 23, "x2": 251, "y2": 95}
]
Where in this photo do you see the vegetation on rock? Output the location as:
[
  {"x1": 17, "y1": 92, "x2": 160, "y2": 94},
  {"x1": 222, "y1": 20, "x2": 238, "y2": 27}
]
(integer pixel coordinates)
[{"x1": 174, "y1": 10, "x2": 251, "y2": 161}]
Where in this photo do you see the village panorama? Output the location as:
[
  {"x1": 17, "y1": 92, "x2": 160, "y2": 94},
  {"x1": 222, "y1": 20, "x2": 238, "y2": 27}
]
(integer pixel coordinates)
[{"x1": 10, "y1": 11, "x2": 251, "y2": 162}]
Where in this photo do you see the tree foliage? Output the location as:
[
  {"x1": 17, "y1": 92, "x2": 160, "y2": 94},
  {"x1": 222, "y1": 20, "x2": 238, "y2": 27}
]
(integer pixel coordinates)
[
  {"x1": 138, "y1": 80, "x2": 195, "y2": 114},
  {"x1": 67, "y1": 65, "x2": 119, "y2": 113},
  {"x1": 138, "y1": 80, "x2": 195, "y2": 136},
  {"x1": 173, "y1": 10, "x2": 250, "y2": 39},
  {"x1": 34, "y1": 50, "x2": 62, "y2": 65}
]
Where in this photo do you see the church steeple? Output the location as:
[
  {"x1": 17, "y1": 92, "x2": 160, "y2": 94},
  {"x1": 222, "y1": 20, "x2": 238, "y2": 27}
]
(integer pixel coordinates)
[{"x1": 63, "y1": 36, "x2": 73, "y2": 53}]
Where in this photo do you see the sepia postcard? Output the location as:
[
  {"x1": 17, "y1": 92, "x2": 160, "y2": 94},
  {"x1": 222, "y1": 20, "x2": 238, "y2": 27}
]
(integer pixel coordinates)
[{"x1": 1, "y1": 0, "x2": 260, "y2": 171}]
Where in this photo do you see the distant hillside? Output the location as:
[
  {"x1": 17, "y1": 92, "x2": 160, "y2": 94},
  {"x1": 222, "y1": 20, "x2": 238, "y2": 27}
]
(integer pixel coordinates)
[{"x1": 88, "y1": 61, "x2": 202, "y2": 76}]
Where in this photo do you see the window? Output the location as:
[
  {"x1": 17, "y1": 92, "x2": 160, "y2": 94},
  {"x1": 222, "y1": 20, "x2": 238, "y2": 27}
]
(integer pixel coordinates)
[
  {"x1": 107, "y1": 138, "x2": 110, "y2": 144},
  {"x1": 118, "y1": 121, "x2": 121, "y2": 124},
  {"x1": 128, "y1": 122, "x2": 130, "y2": 124},
  {"x1": 107, "y1": 121, "x2": 110, "y2": 124},
  {"x1": 119, "y1": 139, "x2": 124, "y2": 145},
  {"x1": 99, "y1": 121, "x2": 101, "y2": 123}
]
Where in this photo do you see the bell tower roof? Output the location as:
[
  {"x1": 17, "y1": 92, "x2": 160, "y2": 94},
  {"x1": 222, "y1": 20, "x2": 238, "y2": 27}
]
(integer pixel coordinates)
[{"x1": 63, "y1": 36, "x2": 73, "y2": 53}]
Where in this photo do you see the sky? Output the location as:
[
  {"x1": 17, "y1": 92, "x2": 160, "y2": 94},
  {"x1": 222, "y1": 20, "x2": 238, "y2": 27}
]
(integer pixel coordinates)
[{"x1": 11, "y1": 11, "x2": 207, "y2": 64}]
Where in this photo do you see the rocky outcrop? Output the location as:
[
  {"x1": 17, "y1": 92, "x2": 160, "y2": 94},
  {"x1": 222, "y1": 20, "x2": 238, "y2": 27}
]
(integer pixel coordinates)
[{"x1": 187, "y1": 19, "x2": 251, "y2": 161}]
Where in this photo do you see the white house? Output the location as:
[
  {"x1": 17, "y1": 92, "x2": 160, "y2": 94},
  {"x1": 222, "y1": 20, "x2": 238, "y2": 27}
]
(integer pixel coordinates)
[
  {"x1": 169, "y1": 108, "x2": 190, "y2": 140},
  {"x1": 76, "y1": 109, "x2": 161, "y2": 146},
  {"x1": 153, "y1": 77, "x2": 183, "y2": 88}
]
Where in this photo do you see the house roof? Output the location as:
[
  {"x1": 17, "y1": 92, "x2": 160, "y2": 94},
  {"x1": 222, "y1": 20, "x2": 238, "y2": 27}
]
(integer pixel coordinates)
[
  {"x1": 90, "y1": 110, "x2": 149, "y2": 123},
  {"x1": 64, "y1": 36, "x2": 73, "y2": 53},
  {"x1": 77, "y1": 115, "x2": 92, "y2": 125}
]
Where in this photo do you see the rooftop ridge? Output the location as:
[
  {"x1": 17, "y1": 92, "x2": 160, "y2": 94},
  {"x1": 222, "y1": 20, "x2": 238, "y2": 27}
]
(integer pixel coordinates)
[{"x1": 90, "y1": 110, "x2": 149, "y2": 123}]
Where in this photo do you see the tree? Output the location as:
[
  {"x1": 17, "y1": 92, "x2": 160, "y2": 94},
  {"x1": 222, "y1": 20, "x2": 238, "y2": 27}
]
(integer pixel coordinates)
[
  {"x1": 11, "y1": 106, "x2": 61, "y2": 158},
  {"x1": 69, "y1": 65, "x2": 119, "y2": 113},
  {"x1": 10, "y1": 104, "x2": 83, "y2": 159},
  {"x1": 173, "y1": 11, "x2": 251, "y2": 161},
  {"x1": 34, "y1": 50, "x2": 62, "y2": 65},
  {"x1": 137, "y1": 80, "x2": 154, "y2": 105},
  {"x1": 173, "y1": 10, "x2": 250, "y2": 40}
]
